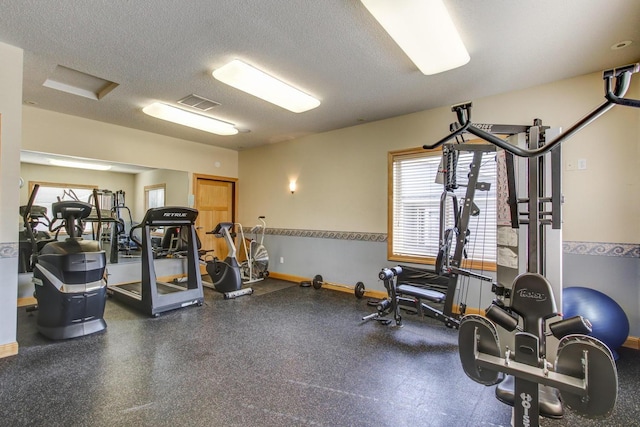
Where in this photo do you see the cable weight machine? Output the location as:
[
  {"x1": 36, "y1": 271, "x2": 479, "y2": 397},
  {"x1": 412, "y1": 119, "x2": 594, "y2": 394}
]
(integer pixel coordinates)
[
  {"x1": 364, "y1": 140, "x2": 498, "y2": 328},
  {"x1": 427, "y1": 64, "x2": 640, "y2": 427}
]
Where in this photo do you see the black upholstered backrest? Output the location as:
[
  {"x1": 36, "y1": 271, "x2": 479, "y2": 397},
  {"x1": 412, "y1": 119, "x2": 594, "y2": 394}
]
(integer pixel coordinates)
[{"x1": 510, "y1": 273, "x2": 558, "y2": 333}]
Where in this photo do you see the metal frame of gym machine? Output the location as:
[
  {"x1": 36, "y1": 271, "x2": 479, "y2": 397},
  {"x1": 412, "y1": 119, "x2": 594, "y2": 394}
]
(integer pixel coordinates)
[
  {"x1": 429, "y1": 63, "x2": 640, "y2": 427},
  {"x1": 106, "y1": 206, "x2": 204, "y2": 317},
  {"x1": 364, "y1": 141, "x2": 497, "y2": 328}
]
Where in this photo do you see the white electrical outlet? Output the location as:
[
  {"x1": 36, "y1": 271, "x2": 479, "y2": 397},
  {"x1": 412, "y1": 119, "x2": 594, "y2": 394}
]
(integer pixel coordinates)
[{"x1": 280, "y1": 257, "x2": 284, "y2": 264}]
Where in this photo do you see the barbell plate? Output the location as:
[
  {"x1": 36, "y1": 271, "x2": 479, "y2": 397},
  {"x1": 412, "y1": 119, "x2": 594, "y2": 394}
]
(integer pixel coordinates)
[
  {"x1": 458, "y1": 315, "x2": 503, "y2": 385},
  {"x1": 312, "y1": 274, "x2": 323, "y2": 289},
  {"x1": 354, "y1": 282, "x2": 365, "y2": 299},
  {"x1": 555, "y1": 334, "x2": 618, "y2": 419}
]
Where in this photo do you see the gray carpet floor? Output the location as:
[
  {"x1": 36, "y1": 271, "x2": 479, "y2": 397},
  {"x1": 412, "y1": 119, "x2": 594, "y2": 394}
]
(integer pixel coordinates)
[{"x1": 2, "y1": 279, "x2": 638, "y2": 426}]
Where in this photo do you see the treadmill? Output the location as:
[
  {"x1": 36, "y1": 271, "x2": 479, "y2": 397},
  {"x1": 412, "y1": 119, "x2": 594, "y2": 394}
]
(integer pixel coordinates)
[{"x1": 107, "y1": 206, "x2": 204, "y2": 317}]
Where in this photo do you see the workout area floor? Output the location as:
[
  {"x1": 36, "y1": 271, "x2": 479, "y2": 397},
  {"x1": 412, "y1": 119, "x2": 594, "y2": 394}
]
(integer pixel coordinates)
[{"x1": 3, "y1": 279, "x2": 639, "y2": 427}]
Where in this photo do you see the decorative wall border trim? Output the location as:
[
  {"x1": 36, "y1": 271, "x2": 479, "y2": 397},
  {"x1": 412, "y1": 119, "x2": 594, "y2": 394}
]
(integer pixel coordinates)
[
  {"x1": 6, "y1": 235, "x2": 639, "y2": 258},
  {"x1": 266, "y1": 228, "x2": 387, "y2": 242},
  {"x1": 266, "y1": 230, "x2": 639, "y2": 258},
  {"x1": 0, "y1": 242, "x2": 18, "y2": 259},
  {"x1": 563, "y1": 241, "x2": 640, "y2": 258}
]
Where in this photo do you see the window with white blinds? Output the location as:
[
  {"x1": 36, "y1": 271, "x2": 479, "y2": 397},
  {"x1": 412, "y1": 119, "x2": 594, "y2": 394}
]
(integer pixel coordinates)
[{"x1": 390, "y1": 148, "x2": 497, "y2": 267}]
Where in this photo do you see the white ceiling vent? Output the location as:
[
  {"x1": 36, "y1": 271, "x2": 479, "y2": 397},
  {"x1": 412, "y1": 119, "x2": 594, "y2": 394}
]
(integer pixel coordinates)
[{"x1": 177, "y1": 94, "x2": 220, "y2": 111}]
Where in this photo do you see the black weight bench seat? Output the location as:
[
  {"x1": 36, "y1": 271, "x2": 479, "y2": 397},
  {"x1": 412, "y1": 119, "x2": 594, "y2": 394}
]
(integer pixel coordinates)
[
  {"x1": 396, "y1": 284, "x2": 445, "y2": 303},
  {"x1": 398, "y1": 265, "x2": 450, "y2": 289}
]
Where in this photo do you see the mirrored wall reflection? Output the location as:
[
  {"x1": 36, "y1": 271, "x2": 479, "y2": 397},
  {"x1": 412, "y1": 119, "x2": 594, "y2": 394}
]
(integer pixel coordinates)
[{"x1": 19, "y1": 151, "x2": 190, "y2": 264}]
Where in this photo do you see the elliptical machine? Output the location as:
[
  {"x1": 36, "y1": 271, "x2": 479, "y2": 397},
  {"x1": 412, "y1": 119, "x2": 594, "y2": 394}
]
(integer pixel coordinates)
[
  {"x1": 19, "y1": 204, "x2": 54, "y2": 273},
  {"x1": 205, "y1": 222, "x2": 253, "y2": 299},
  {"x1": 27, "y1": 184, "x2": 108, "y2": 340},
  {"x1": 237, "y1": 216, "x2": 269, "y2": 284}
]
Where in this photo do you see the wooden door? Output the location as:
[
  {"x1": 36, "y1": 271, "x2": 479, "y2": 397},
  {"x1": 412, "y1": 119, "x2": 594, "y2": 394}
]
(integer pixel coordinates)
[{"x1": 193, "y1": 174, "x2": 236, "y2": 268}]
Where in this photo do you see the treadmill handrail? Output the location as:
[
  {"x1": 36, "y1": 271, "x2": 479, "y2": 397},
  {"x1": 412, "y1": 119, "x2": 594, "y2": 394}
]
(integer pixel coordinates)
[
  {"x1": 130, "y1": 206, "x2": 199, "y2": 247},
  {"x1": 423, "y1": 63, "x2": 640, "y2": 158},
  {"x1": 207, "y1": 222, "x2": 233, "y2": 236},
  {"x1": 141, "y1": 206, "x2": 199, "y2": 225},
  {"x1": 129, "y1": 223, "x2": 143, "y2": 247}
]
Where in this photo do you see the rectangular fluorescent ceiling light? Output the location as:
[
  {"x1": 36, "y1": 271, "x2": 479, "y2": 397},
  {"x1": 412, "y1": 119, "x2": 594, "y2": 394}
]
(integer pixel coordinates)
[
  {"x1": 212, "y1": 60, "x2": 320, "y2": 113},
  {"x1": 49, "y1": 159, "x2": 112, "y2": 171},
  {"x1": 43, "y1": 65, "x2": 119, "y2": 100},
  {"x1": 360, "y1": 0, "x2": 470, "y2": 75},
  {"x1": 142, "y1": 102, "x2": 238, "y2": 135}
]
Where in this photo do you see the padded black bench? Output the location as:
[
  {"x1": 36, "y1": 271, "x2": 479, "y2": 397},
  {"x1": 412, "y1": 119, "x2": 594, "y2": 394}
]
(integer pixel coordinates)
[{"x1": 396, "y1": 283, "x2": 445, "y2": 303}]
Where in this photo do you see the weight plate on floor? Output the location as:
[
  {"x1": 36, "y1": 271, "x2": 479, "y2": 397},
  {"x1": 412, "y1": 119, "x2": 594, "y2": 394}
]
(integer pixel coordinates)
[
  {"x1": 458, "y1": 315, "x2": 503, "y2": 385},
  {"x1": 312, "y1": 274, "x2": 323, "y2": 289},
  {"x1": 555, "y1": 334, "x2": 618, "y2": 418},
  {"x1": 354, "y1": 282, "x2": 365, "y2": 299}
]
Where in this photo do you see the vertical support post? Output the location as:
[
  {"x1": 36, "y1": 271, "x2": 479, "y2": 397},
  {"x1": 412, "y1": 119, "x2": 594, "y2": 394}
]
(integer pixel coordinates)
[
  {"x1": 543, "y1": 127, "x2": 563, "y2": 312},
  {"x1": 551, "y1": 147, "x2": 562, "y2": 229},
  {"x1": 443, "y1": 148, "x2": 488, "y2": 317},
  {"x1": 527, "y1": 127, "x2": 540, "y2": 274},
  {"x1": 187, "y1": 225, "x2": 200, "y2": 290},
  {"x1": 513, "y1": 333, "x2": 542, "y2": 427},
  {"x1": 141, "y1": 223, "x2": 159, "y2": 314},
  {"x1": 505, "y1": 151, "x2": 519, "y2": 229}
]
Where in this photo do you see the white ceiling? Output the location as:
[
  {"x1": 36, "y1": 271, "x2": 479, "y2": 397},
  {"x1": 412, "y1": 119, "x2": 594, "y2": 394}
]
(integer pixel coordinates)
[{"x1": 1, "y1": 0, "x2": 639, "y2": 152}]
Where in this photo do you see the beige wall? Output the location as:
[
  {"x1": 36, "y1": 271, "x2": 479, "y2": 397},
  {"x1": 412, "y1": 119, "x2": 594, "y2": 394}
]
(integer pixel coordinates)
[
  {"x1": 133, "y1": 169, "x2": 189, "y2": 220},
  {"x1": 0, "y1": 41, "x2": 23, "y2": 347},
  {"x1": 476, "y1": 72, "x2": 640, "y2": 244},
  {"x1": 19, "y1": 163, "x2": 193, "y2": 224},
  {"x1": 21, "y1": 106, "x2": 239, "y2": 185},
  {"x1": 239, "y1": 71, "x2": 640, "y2": 244},
  {"x1": 19, "y1": 163, "x2": 137, "y2": 207},
  {"x1": 238, "y1": 105, "x2": 454, "y2": 232}
]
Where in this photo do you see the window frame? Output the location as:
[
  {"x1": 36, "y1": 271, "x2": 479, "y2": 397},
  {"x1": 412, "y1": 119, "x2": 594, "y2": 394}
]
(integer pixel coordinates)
[
  {"x1": 387, "y1": 144, "x2": 497, "y2": 272},
  {"x1": 144, "y1": 184, "x2": 166, "y2": 210}
]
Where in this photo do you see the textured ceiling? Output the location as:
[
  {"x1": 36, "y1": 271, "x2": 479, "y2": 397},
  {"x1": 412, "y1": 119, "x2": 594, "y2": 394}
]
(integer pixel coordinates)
[{"x1": 1, "y1": 0, "x2": 639, "y2": 153}]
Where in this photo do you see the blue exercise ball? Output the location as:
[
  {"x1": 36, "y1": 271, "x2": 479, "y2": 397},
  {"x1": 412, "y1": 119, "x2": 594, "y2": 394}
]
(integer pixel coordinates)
[{"x1": 563, "y1": 286, "x2": 629, "y2": 360}]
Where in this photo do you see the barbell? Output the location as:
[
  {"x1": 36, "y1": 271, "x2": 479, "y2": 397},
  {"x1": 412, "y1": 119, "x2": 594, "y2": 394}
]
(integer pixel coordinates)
[{"x1": 309, "y1": 274, "x2": 366, "y2": 299}]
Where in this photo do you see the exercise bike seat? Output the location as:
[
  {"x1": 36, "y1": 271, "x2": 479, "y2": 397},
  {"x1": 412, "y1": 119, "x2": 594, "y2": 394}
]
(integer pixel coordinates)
[
  {"x1": 396, "y1": 283, "x2": 445, "y2": 303},
  {"x1": 495, "y1": 375, "x2": 564, "y2": 419}
]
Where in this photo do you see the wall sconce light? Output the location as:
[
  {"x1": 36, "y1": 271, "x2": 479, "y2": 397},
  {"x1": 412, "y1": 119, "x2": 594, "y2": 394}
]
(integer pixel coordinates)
[{"x1": 289, "y1": 181, "x2": 297, "y2": 194}]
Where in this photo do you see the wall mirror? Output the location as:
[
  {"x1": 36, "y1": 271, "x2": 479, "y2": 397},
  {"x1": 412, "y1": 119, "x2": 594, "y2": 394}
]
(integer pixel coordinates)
[{"x1": 19, "y1": 150, "x2": 190, "y2": 264}]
